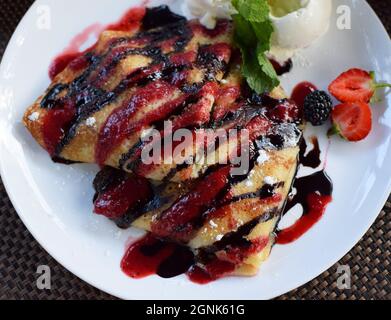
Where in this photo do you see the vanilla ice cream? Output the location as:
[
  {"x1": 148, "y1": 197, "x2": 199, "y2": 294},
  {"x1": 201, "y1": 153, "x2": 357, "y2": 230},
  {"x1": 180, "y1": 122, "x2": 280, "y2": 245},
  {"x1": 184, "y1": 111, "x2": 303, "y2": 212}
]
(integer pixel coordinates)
[
  {"x1": 180, "y1": 0, "x2": 332, "y2": 63},
  {"x1": 269, "y1": 0, "x2": 332, "y2": 62}
]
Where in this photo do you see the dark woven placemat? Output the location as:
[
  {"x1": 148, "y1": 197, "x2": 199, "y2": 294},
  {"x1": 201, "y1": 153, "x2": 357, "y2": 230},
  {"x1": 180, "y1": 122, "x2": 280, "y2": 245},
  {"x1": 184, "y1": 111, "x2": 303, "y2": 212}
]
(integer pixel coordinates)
[{"x1": 0, "y1": 0, "x2": 389, "y2": 300}]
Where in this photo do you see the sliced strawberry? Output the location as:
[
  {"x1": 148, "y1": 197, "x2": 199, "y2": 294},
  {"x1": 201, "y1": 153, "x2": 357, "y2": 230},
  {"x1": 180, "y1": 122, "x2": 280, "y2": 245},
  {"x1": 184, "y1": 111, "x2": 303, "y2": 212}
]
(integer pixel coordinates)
[
  {"x1": 329, "y1": 102, "x2": 372, "y2": 142},
  {"x1": 328, "y1": 68, "x2": 391, "y2": 103}
]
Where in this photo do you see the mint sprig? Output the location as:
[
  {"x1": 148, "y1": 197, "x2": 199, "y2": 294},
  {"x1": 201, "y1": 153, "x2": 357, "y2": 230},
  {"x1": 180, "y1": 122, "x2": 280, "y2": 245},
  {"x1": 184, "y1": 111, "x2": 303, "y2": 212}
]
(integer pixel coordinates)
[{"x1": 232, "y1": 0, "x2": 280, "y2": 94}]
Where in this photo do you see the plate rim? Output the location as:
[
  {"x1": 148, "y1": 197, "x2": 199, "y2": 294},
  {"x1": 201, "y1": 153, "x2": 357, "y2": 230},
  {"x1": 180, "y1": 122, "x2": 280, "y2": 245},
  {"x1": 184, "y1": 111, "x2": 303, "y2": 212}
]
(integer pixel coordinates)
[{"x1": 0, "y1": 0, "x2": 390, "y2": 300}]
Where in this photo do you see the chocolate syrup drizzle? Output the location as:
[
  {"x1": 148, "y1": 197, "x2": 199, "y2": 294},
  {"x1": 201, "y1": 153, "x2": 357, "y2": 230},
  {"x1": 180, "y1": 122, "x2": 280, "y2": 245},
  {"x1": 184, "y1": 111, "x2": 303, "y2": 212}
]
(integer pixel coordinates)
[
  {"x1": 295, "y1": 136, "x2": 332, "y2": 205},
  {"x1": 283, "y1": 170, "x2": 332, "y2": 214},
  {"x1": 299, "y1": 136, "x2": 321, "y2": 169},
  {"x1": 270, "y1": 59, "x2": 293, "y2": 76},
  {"x1": 277, "y1": 136, "x2": 333, "y2": 242},
  {"x1": 44, "y1": 6, "x2": 333, "y2": 283},
  {"x1": 95, "y1": 164, "x2": 282, "y2": 232},
  {"x1": 41, "y1": 6, "x2": 196, "y2": 157},
  {"x1": 41, "y1": 5, "x2": 300, "y2": 180}
]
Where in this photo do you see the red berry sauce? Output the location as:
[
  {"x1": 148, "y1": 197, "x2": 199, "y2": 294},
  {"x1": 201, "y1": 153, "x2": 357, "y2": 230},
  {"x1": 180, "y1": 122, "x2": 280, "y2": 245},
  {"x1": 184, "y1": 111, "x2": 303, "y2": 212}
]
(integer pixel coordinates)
[
  {"x1": 121, "y1": 228, "x2": 270, "y2": 284},
  {"x1": 95, "y1": 80, "x2": 179, "y2": 165},
  {"x1": 121, "y1": 234, "x2": 183, "y2": 279},
  {"x1": 276, "y1": 170, "x2": 333, "y2": 245},
  {"x1": 276, "y1": 130, "x2": 333, "y2": 245},
  {"x1": 94, "y1": 175, "x2": 151, "y2": 219},
  {"x1": 276, "y1": 193, "x2": 332, "y2": 244},
  {"x1": 42, "y1": 100, "x2": 76, "y2": 156},
  {"x1": 49, "y1": 7, "x2": 147, "y2": 80},
  {"x1": 151, "y1": 166, "x2": 231, "y2": 243},
  {"x1": 105, "y1": 6, "x2": 146, "y2": 32},
  {"x1": 291, "y1": 81, "x2": 318, "y2": 109}
]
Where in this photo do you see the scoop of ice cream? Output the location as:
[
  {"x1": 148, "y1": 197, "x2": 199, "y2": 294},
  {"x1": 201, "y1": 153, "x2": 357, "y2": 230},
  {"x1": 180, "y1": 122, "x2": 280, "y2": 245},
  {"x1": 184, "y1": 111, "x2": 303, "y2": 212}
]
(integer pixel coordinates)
[
  {"x1": 181, "y1": 0, "x2": 237, "y2": 29},
  {"x1": 181, "y1": 0, "x2": 332, "y2": 64},
  {"x1": 269, "y1": 0, "x2": 332, "y2": 62}
]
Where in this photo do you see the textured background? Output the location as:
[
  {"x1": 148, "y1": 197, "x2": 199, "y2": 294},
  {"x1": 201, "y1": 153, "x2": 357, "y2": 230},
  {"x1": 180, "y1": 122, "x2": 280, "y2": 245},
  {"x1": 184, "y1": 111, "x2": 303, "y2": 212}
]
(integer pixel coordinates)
[{"x1": 0, "y1": 0, "x2": 390, "y2": 300}]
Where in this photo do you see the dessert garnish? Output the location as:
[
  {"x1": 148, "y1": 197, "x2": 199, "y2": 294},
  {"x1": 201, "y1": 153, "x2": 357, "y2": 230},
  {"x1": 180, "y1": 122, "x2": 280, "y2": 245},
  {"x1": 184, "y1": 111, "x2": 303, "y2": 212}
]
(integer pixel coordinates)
[
  {"x1": 329, "y1": 102, "x2": 372, "y2": 142},
  {"x1": 26, "y1": 1, "x2": 388, "y2": 284},
  {"x1": 327, "y1": 68, "x2": 390, "y2": 142},
  {"x1": 303, "y1": 90, "x2": 333, "y2": 126},
  {"x1": 329, "y1": 68, "x2": 391, "y2": 103},
  {"x1": 231, "y1": 0, "x2": 280, "y2": 93},
  {"x1": 268, "y1": 0, "x2": 332, "y2": 63}
]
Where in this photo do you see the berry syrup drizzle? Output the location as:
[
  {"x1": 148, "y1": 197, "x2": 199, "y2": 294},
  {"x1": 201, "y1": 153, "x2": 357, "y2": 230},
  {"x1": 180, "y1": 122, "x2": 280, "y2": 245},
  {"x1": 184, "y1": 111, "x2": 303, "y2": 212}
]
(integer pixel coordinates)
[
  {"x1": 276, "y1": 171, "x2": 333, "y2": 244},
  {"x1": 109, "y1": 90, "x2": 332, "y2": 282},
  {"x1": 291, "y1": 81, "x2": 318, "y2": 109},
  {"x1": 50, "y1": 4, "x2": 333, "y2": 283},
  {"x1": 275, "y1": 82, "x2": 333, "y2": 244},
  {"x1": 94, "y1": 165, "x2": 275, "y2": 284},
  {"x1": 43, "y1": 5, "x2": 232, "y2": 160},
  {"x1": 49, "y1": 7, "x2": 147, "y2": 80},
  {"x1": 120, "y1": 220, "x2": 271, "y2": 284}
]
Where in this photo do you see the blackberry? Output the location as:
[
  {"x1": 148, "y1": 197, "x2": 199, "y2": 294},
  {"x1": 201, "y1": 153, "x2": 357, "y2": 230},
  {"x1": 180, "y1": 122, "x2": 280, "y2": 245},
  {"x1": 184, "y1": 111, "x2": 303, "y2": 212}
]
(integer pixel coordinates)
[{"x1": 303, "y1": 90, "x2": 333, "y2": 126}]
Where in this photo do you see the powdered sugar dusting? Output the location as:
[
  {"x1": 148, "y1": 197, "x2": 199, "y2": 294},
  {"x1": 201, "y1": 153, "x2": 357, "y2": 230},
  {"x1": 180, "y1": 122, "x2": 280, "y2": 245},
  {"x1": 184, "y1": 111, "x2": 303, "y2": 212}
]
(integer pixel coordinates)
[
  {"x1": 28, "y1": 112, "x2": 40, "y2": 122},
  {"x1": 209, "y1": 220, "x2": 218, "y2": 229},
  {"x1": 86, "y1": 117, "x2": 96, "y2": 127},
  {"x1": 216, "y1": 234, "x2": 224, "y2": 241},
  {"x1": 264, "y1": 176, "x2": 277, "y2": 185},
  {"x1": 257, "y1": 150, "x2": 270, "y2": 165},
  {"x1": 257, "y1": 123, "x2": 301, "y2": 150}
]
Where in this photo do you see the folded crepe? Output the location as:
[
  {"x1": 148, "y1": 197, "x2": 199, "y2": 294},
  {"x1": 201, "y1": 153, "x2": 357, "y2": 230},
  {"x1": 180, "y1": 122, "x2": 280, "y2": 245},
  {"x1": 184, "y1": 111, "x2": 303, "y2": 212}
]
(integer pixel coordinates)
[
  {"x1": 93, "y1": 136, "x2": 299, "y2": 277},
  {"x1": 23, "y1": 6, "x2": 304, "y2": 278},
  {"x1": 23, "y1": 8, "x2": 294, "y2": 182}
]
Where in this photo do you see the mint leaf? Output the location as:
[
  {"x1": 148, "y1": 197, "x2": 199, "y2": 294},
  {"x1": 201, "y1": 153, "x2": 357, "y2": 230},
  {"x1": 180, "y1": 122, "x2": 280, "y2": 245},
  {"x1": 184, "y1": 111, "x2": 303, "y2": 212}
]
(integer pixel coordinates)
[
  {"x1": 251, "y1": 19, "x2": 274, "y2": 52},
  {"x1": 242, "y1": 48, "x2": 280, "y2": 94},
  {"x1": 232, "y1": 14, "x2": 256, "y2": 48},
  {"x1": 232, "y1": 0, "x2": 270, "y2": 22},
  {"x1": 257, "y1": 47, "x2": 280, "y2": 90},
  {"x1": 232, "y1": 0, "x2": 280, "y2": 94},
  {"x1": 241, "y1": 51, "x2": 268, "y2": 94}
]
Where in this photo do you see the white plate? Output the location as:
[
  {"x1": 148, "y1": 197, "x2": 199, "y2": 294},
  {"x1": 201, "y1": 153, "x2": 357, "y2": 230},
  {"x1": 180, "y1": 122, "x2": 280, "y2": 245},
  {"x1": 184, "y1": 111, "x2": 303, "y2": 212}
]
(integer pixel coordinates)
[{"x1": 0, "y1": 0, "x2": 390, "y2": 300}]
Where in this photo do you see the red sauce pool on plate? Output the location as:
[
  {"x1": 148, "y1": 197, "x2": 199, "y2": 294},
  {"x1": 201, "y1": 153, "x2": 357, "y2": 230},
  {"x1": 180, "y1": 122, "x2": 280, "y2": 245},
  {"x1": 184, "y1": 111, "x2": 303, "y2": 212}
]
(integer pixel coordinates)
[
  {"x1": 121, "y1": 234, "x2": 187, "y2": 279},
  {"x1": 276, "y1": 193, "x2": 332, "y2": 244},
  {"x1": 49, "y1": 7, "x2": 146, "y2": 80},
  {"x1": 49, "y1": 23, "x2": 104, "y2": 80},
  {"x1": 276, "y1": 171, "x2": 333, "y2": 244},
  {"x1": 105, "y1": 6, "x2": 146, "y2": 32},
  {"x1": 120, "y1": 232, "x2": 269, "y2": 284},
  {"x1": 291, "y1": 81, "x2": 318, "y2": 109},
  {"x1": 276, "y1": 132, "x2": 333, "y2": 245}
]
